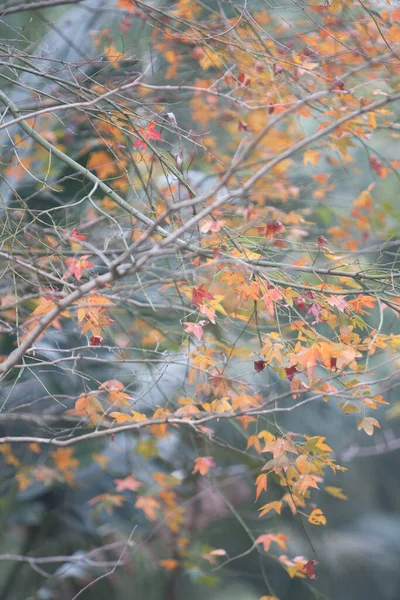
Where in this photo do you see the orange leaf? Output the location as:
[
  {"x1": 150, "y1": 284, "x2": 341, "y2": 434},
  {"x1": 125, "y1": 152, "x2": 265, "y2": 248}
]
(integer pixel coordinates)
[
  {"x1": 192, "y1": 456, "x2": 216, "y2": 476},
  {"x1": 255, "y1": 473, "x2": 268, "y2": 500},
  {"x1": 255, "y1": 532, "x2": 288, "y2": 551},
  {"x1": 135, "y1": 495, "x2": 160, "y2": 520},
  {"x1": 75, "y1": 393, "x2": 104, "y2": 425}
]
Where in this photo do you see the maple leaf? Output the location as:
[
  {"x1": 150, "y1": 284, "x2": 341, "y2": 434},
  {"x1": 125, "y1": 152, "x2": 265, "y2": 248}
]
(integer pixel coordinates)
[
  {"x1": 52, "y1": 448, "x2": 79, "y2": 475},
  {"x1": 116, "y1": 0, "x2": 136, "y2": 11},
  {"x1": 258, "y1": 500, "x2": 282, "y2": 517},
  {"x1": 255, "y1": 473, "x2": 268, "y2": 500},
  {"x1": 192, "y1": 456, "x2": 216, "y2": 476},
  {"x1": 87, "y1": 151, "x2": 118, "y2": 179},
  {"x1": 255, "y1": 532, "x2": 288, "y2": 551},
  {"x1": 306, "y1": 302, "x2": 322, "y2": 323},
  {"x1": 369, "y1": 154, "x2": 384, "y2": 176},
  {"x1": 100, "y1": 380, "x2": 131, "y2": 407},
  {"x1": 308, "y1": 508, "x2": 326, "y2": 525},
  {"x1": 303, "y1": 149, "x2": 320, "y2": 166},
  {"x1": 200, "y1": 218, "x2": 225, "y2": 233},
  {"x1": 262, "y1": 438, "x2": 299, "y2": 458},
  {"x1": 114, "y1": 475, "x2": 142, "y2": 492},
  {"x1": 294, "y1": 296, "x2": 307, "y2": 310},
  {"x1": 175, "y1": 404, "x2": 201, "y2": 417},
  {"x1": 316, "y1": 235, "x2": 328, "y2": 245},
  {"x1": 190, "y1": 284, "x2": 214, "y2": 307},
  {"x1": 302, "y1": 560, "x2": 317, "y2": 580},
  {"x1": 295, "y1": 474, "x2": 323, "y2": 495},
  {"x1": 325, "y1": 486, "x2": 348, "y2": 500},
  {"x1": 327, "y1": 296, "x2": 348, "y2": 312},
  {"x1": 357, "y1": 417, "x2": 380, "y2": 436},
  {"x1": 263, "y1": 289, "x2": 283, "y2": 319},
  {"x1": 348, "y1": 295, "x2": 376, "y2": 314},
  {"x1": 62, "y1": 255, "x2": 93, "y2": 280},
  {"x1": 199, "y1": 303, "x2": 216, "y2": 323},
  {"x1": 285, "y1": 365, "x2": 299, "y2": 381},
  {"x1": 110, "y1": 410, "x2": 146, "y2": 423},
  {"x1": 88, "y1": 493, "x2": 125, "y2": 514},
  {"x1": 254, "y1": 359, "x2": 266, "y2": 373},
  {"x1": 77, "y1": 295, "x2": 115, "y2": 337},
  {"x1": 247, "y1": 435, "x2": 262, "y2": 454},
  {"x1": 184, "y1": 320, "x2": 207, "y2": 341},
  {"x1": 209, "y1": 397, "x2": 232, "y2": 413},
  {"x1": 134, "y1": 121, "x2": 162, "y2": 151},
  {"x1": 198, "y1": 49, "x2": 224, "y2": 70},
  {"x1": 263, "y1": 220, "x2": 286, "y2": 240},
  {"x1": 74, "y1": 393, "x2": 104, "y2": 425},
  {"x1": 68, "y1": 228, "x2": 87, "y2": 242},
  {"x1": 21, "y1": 295, "x2": 70, "y2": 342},
  {"x1": 135, "y1": 495, "x2": 161, "y2": 520}
]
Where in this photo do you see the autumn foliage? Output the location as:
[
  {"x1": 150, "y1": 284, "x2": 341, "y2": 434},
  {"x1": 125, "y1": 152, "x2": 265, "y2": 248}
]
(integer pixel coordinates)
[{"x1": 1, "y1": 0, "x2": 400, "y2": 597}]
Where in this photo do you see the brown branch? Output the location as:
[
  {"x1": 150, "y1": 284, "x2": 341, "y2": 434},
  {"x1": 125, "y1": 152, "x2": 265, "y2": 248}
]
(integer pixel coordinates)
[{"x1": 1, "y1": 0, "x2": 85, "y2": 16}]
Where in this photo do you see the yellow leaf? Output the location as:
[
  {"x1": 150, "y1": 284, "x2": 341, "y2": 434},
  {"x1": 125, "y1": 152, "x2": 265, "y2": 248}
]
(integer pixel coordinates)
[
  {"x1": 199, "y1": 50, "x2": 223, "y2": 71},
  {"x1": 368, "y1": 112, "x2": 377, "y2": 128},
  {"x1": 308, "y1": 508, "x2": 327, "y2": 525},
  {"x1": 258, "y1": 500, "x2": 282, "y2": 517},
  {"x1": 324, "y1": 486, "x2": 348, "y2": 500},
  {"x1": 303, "y1": 149, "x2": 320, "y2": 166},
  {"x1": 258, "y1": 430, "x2": 276, "y2": 444},
  {"x1": 110, "y1": 411, "x2": 135, "y2": 424},
  {"x1": 130, "y1": 410, "x2": 147, "y2": 422},
  {"x1": 296, "y1": 454, "x2": 320, "y2": 474},
  {"x1": 210, "y1": 397, "x2": 232, "y2": 413},
  {"x1": 337, "y1": 402, "x2": 360, "y2": 414}
]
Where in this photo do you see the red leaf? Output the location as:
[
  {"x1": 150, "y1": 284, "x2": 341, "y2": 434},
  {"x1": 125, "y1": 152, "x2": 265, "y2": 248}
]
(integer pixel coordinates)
[
  {"x1": 285, "y1": 365, "x2": 299, "y2": 381},
  {"x1": 134, "y1": 121, "x2": 162, "y2": 150},
  {"x1": 264, "y1": 220, "x2": 285, "y2": 239},
  {"x1": 69, "y1": 228, "x2": 87, "y2": 241},
  {"x1": 370, "y1": 154, "x2": 383, "y2": 176},
  {"x1": 190, "y1": 284, "x2": 214, "y2": 307},
  {"x1": 303, "y1": 560, "x2": 317, "y2": 579},
  {"x1": 316, "y1": 236, "x2": 327, "y2": 245},
  {"x1": 294, "y1": 296, "x2": 306, "y2": 310},
  {"x1": 90, "y1": 335, "x2": 103, "y2": 346},
  {"x1": 238, "y1": 72, "x2": 251, "y2": 86},
  {"x1": 62, "y1": 255, "x2": 93, "y2": 280},
  {"x1": 254, "y1": 359, "x2": 266, "y2": 373}
]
